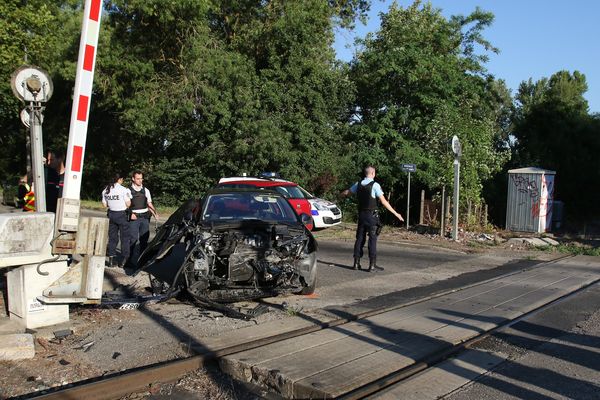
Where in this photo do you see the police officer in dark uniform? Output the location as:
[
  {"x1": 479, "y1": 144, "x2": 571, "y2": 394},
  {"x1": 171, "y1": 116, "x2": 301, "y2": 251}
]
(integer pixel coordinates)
[
  {"x1": 128, "y1": 170, "x2": 159, "y2": 267},
  {"x1": 102, "y1": 173, "x2": 132, "y2": 267},
  {"x1": 342, "y1": 166, "x2": 404, "y2": 272}
]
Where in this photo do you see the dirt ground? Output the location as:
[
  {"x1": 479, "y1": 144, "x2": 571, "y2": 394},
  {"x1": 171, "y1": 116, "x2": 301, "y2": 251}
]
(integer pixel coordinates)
[{"x1": 0, "y1": 226, "x2": 596, "y2": 399}]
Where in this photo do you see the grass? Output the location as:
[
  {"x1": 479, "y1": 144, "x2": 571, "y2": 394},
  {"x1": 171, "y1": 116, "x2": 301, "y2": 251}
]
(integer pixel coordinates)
[
  {"x1": 80, "y1": 199, "x2": 105, "y2": 211},
  {"x1": 537, "y1": 243, "x2": 600, "y2": 257},
  {"x1": 311, "y1": 223, "x2": 356, "y2": 240},
  {"x1": 80, "y1": 199, "x2": 178, "y2": 217}
]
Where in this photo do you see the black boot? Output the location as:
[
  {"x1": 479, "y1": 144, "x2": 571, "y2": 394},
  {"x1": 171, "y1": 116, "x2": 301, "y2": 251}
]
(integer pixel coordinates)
[
  {"x1": 367, "y1": 258, "x2": 376, "y2": 272},
  {"x1": 353, "y1": 258, "x2": 362, "y2": 270}
]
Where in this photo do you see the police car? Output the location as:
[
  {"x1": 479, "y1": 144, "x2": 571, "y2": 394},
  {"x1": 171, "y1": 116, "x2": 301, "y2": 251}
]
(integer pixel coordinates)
[
  {"x1": 217, "y1": 173, "x2": 314, "y2": 230},
  {"x1": 309, "y1": 197, "x2": 343, "y2": 229}
]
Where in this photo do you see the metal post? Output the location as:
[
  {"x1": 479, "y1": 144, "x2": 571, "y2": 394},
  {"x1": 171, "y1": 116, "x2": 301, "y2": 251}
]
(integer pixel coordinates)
[
  {"x1": 440, "y1": 186, "x2": 445, "y2": 236},
  {"x1": 29, "y1": 102, "x2": 46, "y2": 212},
  {"x1": 419, "y1": 190, "x2": 425, "y2": 225},
  {"x1": 406, "y1": 171, "x2": 411, "y2": 229},
  {"x1": 452, "y1": 158, "x2": 460, "y2": 240}
]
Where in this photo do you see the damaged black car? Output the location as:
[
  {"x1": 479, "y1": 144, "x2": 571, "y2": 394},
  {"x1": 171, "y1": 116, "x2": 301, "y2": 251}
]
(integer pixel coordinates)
[{"x1": 133, "y1": 188, "x2": 318, "y2": 312}]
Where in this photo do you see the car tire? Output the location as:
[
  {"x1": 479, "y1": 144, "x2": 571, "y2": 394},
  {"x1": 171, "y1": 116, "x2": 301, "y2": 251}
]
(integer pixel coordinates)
[{"x1": 297, "y1": 275, "x2": 316, "y2": 295}]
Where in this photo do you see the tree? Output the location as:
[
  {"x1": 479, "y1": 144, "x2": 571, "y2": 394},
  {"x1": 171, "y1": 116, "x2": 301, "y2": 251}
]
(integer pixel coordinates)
[
  {"x1": 0, "y1": 0, "x2": 80, "y2": 177},
  {"x1": 89, "y1": 0, "x2": 359, "y2": 203},
  {"x1": 348, "y1": 1, "x2": 509, "y2": 217},
  {"x1": 512, "y1": 70, "x2": 600, "y2": 220}
]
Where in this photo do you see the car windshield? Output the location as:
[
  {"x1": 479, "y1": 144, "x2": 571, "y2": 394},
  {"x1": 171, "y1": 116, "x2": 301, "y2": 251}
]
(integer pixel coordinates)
[
  {"x1": 202, "y1": 193, "x2": 299, "y2": 223},
  {"x1": 218, "y1": 182, "x2": 313, "y2": 200},
  {"x1": 297, "y1": 186, "x2": 315, "y2": 199},
  {"x1": 273, "y1": 185, "x2": 311, "y2": 199}
]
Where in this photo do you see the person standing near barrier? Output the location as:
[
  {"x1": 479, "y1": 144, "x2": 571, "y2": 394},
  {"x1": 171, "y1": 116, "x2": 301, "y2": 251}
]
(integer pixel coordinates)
[
  {"x1": 46, "y1": 150, "x2": 65, "y2": 213},
  {"x1": 22, "y1": 173, "x2": 35, "y2": 212},
  {"x1": 102, "y1": 173, "x2": 132, "y2": 268},
  {"x1": 342, "y1": 166, "x2": 404, "y2": 272},
  {"x1": 128, "y1": 170, "x2": 159, "y2": 267},
  {"x1": 17, "y1": 173, "x2": 30, "y2": 209}
]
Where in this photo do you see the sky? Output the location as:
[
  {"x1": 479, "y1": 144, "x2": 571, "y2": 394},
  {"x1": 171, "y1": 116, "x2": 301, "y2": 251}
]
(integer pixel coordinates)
[{"x1": 334, "y1": 0, "x2": 600, "y2": 113}]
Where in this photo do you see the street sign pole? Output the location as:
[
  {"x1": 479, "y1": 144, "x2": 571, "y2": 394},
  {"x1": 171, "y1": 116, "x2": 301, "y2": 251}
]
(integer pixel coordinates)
[
  {"x1": 452, "y1": 158, "x2": 460, "y2": 240},
  {"x1": 400, "y1": 163, "x2": 417, "y2": 229},
  {"x1": 451, "y1": 136, "x2": 462, "y2": 241},
  {"x1": 406, "y1": 171, "x2": 411, "y2": 229}
]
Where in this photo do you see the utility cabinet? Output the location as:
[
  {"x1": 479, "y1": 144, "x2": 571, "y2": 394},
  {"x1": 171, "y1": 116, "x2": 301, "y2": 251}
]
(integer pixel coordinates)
[{"x1": 506, "y1": 167, "x2": 556, "y2": 233}]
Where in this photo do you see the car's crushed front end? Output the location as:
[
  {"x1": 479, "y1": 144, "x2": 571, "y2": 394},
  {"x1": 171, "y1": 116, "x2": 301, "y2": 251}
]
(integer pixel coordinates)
[{"x1": 134, "y1": 189, "x2": 317, "y2": 315}]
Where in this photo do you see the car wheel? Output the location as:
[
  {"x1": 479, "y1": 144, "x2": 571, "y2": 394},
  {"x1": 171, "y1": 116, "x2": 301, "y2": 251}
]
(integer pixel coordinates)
[{"x1": 298, "y1": 275, "x2": 316, "y2": 295}]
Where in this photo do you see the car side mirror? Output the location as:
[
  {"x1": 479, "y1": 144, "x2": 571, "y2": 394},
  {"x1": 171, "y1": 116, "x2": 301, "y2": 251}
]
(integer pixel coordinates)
[{"x1": 300, "y1": 213, "x2": 313, "y2": 227}]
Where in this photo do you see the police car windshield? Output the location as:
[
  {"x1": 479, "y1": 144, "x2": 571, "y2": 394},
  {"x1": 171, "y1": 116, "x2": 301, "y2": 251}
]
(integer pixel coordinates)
[
  {"x1": 202, "y1": 193, "x2": 298, "y2": 223},
  {"x1": 218, "y1": 182, "x2": 313, "y2": 199}
]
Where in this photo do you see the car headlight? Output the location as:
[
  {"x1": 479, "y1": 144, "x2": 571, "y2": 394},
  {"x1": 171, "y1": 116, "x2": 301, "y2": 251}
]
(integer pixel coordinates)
[{"x1": 313, "y1": 203, "x2": 329, "y2": 211}]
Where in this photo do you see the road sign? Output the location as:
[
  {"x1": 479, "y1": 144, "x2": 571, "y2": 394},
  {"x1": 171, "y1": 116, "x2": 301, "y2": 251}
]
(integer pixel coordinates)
[
  {"x1": 401, "y1": 163, "x2": 416, "y2": 173},
  {"x1": 451, "y1": 135, "x2": 462, "y2": 158}
]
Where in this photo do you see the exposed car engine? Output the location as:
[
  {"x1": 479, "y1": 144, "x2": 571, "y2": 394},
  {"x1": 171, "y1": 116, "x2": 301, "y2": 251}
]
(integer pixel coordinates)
[
  {"x1": 133, "y1": 190, "x2": 318, "y2": 318},
  {"x1": 181, "y1": 224, "x2": 316, "y2": 301}
]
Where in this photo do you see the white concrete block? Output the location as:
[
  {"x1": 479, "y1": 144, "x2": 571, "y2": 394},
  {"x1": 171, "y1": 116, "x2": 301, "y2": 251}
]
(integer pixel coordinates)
[
  {"x1": 540, "y1": 237, "x2": 559, "y2": 246},
  {"x1": 0, "y1": 213, "x2": 55, "y2": 268},
  {"x1": 0, "y1": 333, "x2": 35, "y2": 360},
  {"x1": 0, "y1": 317, "x2": 24, "y2": 335},
  {"x1": 7, "y1": 262, "x2": 70, "y2": 329}
]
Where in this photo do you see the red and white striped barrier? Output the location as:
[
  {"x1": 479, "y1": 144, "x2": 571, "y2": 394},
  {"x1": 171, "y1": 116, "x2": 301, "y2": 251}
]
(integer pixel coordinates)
[{"x1": 63, "y1": 0, "x2": 103, "y2": 200}]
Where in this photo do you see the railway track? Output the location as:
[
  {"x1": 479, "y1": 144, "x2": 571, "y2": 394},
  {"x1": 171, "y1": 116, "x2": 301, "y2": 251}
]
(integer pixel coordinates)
[{"x1": 26, "y1": 254, "x2": 600, "y2": 399}]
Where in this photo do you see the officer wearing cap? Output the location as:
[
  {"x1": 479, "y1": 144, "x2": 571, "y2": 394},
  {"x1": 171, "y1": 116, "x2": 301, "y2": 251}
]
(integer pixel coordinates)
[
  {"x1": 342, "y1": 166, "x2": 404, "y2": 272},
  {"x1": 102, "y1": 173, "x2": 132, "y2": 268},
  {"x1": 128, "y1": 170, "x2": 159, "y2": 267}
]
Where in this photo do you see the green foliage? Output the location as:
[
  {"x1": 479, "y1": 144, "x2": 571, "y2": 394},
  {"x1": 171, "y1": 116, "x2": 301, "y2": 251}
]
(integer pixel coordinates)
[
  {"x1": 538, "y1": 244, "x2": 600, "y2": 257},
  {"x1": 512, "y1": 70, "x2": 600, "y2": 220},
  {"x1": 0, "y1": 0, "x2": 78, "y2": 176},
  {"x1": 0, "y1": 0, "x2": 595, "y2": 230},
  {"x1": 348, "y1": 1, "x2": 509, "y2": 216},
  {"x1": 81, "y1": 0, "x2": 358, "y2": 205}
]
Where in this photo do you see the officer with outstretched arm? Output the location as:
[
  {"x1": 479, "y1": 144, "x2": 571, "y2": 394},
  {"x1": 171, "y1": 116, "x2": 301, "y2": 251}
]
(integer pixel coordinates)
[{"x1": 341, "y1": 166, "x2": 404, "y2": 272}]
